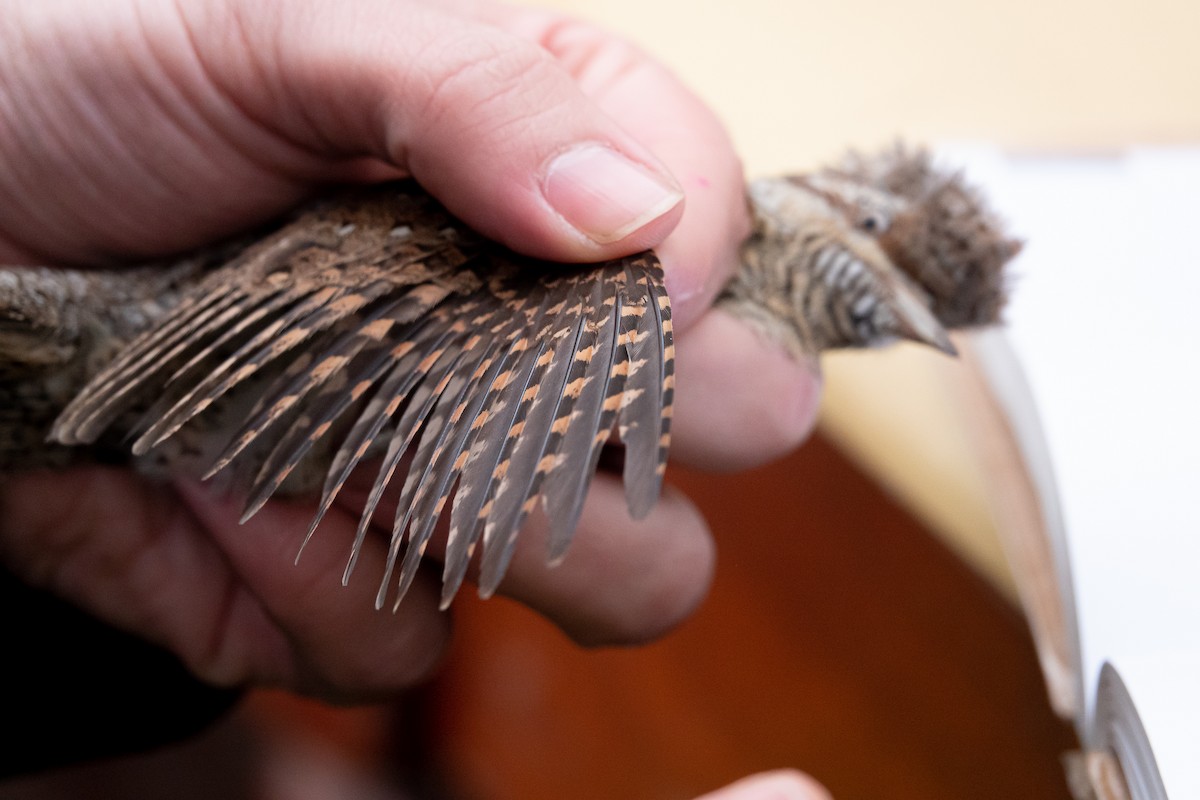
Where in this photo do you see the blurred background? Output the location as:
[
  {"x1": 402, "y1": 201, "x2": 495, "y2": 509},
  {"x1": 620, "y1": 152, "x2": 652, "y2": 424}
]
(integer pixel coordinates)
[
  {"x1": 4, "y1": 0, "x2": 1197, "y2": 798},
  {"x1": 573, "y1": 0, "x2": 1199, "y2": 589}
]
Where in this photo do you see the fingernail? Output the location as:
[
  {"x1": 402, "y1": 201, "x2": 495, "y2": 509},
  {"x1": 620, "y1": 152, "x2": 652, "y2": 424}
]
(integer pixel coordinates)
[{"x1": 543, "y1": 144, "x2": 684, "y2": 244}]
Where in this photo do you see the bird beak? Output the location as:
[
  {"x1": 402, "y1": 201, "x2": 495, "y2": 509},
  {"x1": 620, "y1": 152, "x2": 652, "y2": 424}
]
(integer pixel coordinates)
[{"x1": 886, "y1": 279, "x2": 957, "y2": 356}]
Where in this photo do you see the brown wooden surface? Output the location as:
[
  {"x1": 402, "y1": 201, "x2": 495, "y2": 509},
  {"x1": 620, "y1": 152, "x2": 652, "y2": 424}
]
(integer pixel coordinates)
[
  {"x1": 423, "y1": 433, "x2": 1077, "y2": 800},
  {"x1": 0, "y1": 433, "x2": 1077, "y2": 800}
]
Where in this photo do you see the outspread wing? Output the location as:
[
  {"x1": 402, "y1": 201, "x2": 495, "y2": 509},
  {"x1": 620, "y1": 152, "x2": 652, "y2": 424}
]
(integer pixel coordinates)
[{"x1": 50, "y1": 182, "x2": 674, "y2": 606}]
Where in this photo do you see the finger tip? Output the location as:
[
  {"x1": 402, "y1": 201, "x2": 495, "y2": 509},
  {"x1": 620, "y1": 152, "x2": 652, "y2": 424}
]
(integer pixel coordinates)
[
  {"x1": 701, "y1": 770, "x2": 833, "y2": 800},
  {"x1": 781, "y1": 352, "x2": 824, "y2": 444},
  {"x1": 496, "y1": 478, "x2": 715, "y2": 648},
  {"x1": 568, "y1": 487, "x2": 715, "y2": 648},
  {"x1": 672, "y1": 310, "x2": 823, "y2": 472}
]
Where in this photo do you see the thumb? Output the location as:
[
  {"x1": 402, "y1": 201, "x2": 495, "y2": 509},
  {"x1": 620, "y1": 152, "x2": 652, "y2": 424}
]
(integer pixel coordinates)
[{"x1": 197, "y1": 0, "x2": 685, "y2": 262}]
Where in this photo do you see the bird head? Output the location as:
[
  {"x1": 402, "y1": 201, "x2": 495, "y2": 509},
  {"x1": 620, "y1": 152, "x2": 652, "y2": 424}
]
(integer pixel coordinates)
[{"x1": 834, "y1": 145, "x2": 1021, "y2": 329}]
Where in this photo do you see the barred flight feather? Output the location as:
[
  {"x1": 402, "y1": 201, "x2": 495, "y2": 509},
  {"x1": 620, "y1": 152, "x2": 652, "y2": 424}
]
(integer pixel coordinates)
[{"x1": 47, "y1": 182, "x2": 675, "y2": 606}]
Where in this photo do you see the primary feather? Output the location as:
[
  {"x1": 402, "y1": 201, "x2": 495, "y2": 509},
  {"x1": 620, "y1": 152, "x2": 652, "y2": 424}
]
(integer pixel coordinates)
[{"x1": 47, "y1": 183, "x2": 675, "y2": 607}]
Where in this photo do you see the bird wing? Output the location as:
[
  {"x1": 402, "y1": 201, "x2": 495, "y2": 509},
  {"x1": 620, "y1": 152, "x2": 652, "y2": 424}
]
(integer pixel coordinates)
[{"x1": 50, "y1": 182, "x2": 674, "y2": 606}]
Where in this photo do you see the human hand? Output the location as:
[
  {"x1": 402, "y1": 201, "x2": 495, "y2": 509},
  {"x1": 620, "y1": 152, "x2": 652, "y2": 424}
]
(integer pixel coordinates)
[
  {"x1": 698, "y1": 771, "x2": 832, "y2": 800},
  {"x1": 0, "y1": 0, "x2": 821, "y2": 700}
]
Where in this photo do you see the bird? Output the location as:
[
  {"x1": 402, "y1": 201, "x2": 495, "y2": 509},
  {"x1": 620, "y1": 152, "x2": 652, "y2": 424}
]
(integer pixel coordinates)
[{"x1": 0, "y1": 145, "x2": 1019, "y2": 609}]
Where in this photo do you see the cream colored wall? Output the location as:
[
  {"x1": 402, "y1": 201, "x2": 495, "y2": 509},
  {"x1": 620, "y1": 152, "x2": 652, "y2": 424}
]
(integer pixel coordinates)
[
  {"x1": 539, "y1": 0, "x2": 1200, "y2": 590},
  {"x1": 543, "y1": 0, "x2": 1200, "y2": 166}
]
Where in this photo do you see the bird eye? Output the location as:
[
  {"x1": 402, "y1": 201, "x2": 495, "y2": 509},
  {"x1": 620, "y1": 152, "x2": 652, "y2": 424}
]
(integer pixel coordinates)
[{"x1": 860, "y1": 213, "x2": 888, "y2": 233}]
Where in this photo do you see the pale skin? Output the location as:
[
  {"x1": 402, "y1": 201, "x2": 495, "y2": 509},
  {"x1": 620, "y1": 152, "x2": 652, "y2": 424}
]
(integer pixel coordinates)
[{"x1": 0, "y1": 2, "x2": 826, "y2": 796}]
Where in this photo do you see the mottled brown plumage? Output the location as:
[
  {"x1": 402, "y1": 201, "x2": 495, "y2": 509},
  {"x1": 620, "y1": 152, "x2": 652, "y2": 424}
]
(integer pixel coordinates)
[
  {"x1": 721, "y1": 145, "x2": 1017, "y2": 356},
  {"x1": 0, "y1": 145, "x2": 1016, "y2": 607}
]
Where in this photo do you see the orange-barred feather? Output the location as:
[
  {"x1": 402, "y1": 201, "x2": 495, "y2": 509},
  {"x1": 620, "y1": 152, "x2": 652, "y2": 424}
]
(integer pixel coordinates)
[{"x1": 46, "y1": 181, "x2": 674, "y2": 607}]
